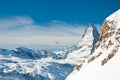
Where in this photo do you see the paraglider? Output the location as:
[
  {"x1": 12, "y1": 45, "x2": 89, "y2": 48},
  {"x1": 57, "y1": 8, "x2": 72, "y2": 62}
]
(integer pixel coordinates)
[{"x1": 54, "y1": 41, "x2": 59, "y2": 46}]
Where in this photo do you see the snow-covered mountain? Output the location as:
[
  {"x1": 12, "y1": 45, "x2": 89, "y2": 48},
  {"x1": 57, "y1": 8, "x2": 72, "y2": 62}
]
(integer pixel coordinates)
[
  {"x1": 0, "y1": 47, "x2": 70, "y2": 60},
  {"x1": 0, "y1": 47, "x2": 74, "y2": 80},
  {"x1": 66, "y1": 9, "x2": 120, "y2": 80},
  {"x1": 0, "y1": 47, "x2": 49, "y2": 59},
  {"x1": 0, "y1": 23, "x2": 99, "y2": 80},
  {"x1": 53, "y1": 45, "x2": 77, "y2": 59},
  {"x1": 66, "y1": 24, "x2": 99, "y2": 65}
]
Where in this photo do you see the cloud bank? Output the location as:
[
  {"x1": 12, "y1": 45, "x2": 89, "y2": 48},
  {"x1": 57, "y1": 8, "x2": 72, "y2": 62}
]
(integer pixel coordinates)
[{"x1": 0, "y1": 16, "x2": 101, "y2": 49}]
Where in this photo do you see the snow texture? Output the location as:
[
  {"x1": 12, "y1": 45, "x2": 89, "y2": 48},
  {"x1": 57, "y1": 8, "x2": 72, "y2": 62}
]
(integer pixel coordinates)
[
  {"x1": 66, "y1": 9, "x2": 120, "y2": 80},
  {"x1": 0, "y1": 19, "x2": 99, "y2": 80}
]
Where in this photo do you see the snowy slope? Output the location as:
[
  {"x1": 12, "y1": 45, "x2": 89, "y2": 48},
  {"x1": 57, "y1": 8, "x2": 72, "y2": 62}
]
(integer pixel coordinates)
[
  {"x1": 106, "y1": 9, "x2": 120, "y2": 28},
  {"x1": 66, "y1": 24, "x2": 99, "y2": 65},
  {"x1": 66, "y1": 9, "x2": 120, "y2": 80},
  {"x1": 0, "y1": 47, "x2": 74, "y2": 80},
  {"x1": 0, "y1": 13, "x2": 109, "y2": 80},
  {"x1": 0, "y1": 54, "x2": 74, "y2": 80},
  {"x1": 0, "y1": 23, "x2": 99, "y2": 80}
]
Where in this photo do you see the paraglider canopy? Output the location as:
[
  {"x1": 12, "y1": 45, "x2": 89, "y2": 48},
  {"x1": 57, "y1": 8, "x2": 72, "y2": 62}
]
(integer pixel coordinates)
[{"x1": 54, "y1": 41, "x2": 59, "y2": 46}]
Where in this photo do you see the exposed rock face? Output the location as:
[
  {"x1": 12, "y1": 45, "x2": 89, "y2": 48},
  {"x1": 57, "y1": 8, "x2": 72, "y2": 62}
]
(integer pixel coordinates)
[
  {"x1": 95, "y1": 9, "x2": 120, "y2": 50},
  {"x1": 66, "y1": 9, "x2": 120, "y2": 80},
  {"x1": 94, "y1": 9, "x2": 120, "y2": 62},
  {"x1": 94, "y1": 21, "x2": 115, "y2": 49}
]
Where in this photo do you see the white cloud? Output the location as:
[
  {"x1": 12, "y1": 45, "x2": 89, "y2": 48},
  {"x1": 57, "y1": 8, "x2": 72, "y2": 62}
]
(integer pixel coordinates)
[
  {"x1": 0, "y1": 16, "x2": 101, "y2": 49},
  {"x1": 0, "y1": 16, "x2": 33, "y2": 29}
]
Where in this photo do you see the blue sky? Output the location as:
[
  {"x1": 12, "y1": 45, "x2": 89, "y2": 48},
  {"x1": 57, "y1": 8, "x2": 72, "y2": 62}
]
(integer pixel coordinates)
[
  {"x1": 0, "y1": 0, "x2": 120, "y2": 24},
  {"x1": 0, "y1": 0, "x2": 120, "y2": 49}
]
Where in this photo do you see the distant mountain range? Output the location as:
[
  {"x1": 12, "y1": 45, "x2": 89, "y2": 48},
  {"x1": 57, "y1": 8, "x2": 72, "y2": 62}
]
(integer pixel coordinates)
[
  {"x1": 0, "y1": 22, "x2": 99, "y2": 80},
  {"x1": 1, "y1": 9, "x2": 119, "y2": 80}
]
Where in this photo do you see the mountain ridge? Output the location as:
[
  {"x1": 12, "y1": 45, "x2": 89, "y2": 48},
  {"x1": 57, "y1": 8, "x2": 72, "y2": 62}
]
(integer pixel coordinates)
[
  {"x1": 66, "y1": 24, "x2": 99, "y2": 65},
  {"x1": 66, "y1": 9, "x2": 120, "y2": 80},
  {"x1": 0, "y1": 23, "x2": 99, "y2": 80}
]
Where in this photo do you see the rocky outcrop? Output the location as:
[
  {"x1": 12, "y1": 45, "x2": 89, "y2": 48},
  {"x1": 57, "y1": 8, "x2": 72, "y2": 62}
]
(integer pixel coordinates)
[
  {"x1": 66, "y1": 9, "x2": 120, "y2": 80},
  {"x1": 94, "y1": 9, "x2": 120, "y2": 50}
]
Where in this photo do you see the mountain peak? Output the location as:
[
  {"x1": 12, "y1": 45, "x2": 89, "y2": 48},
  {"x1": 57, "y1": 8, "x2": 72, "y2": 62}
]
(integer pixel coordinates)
[
  {"x1": 66, "y1": 9, "x2": 120, "y2": 80},
  {"x1": 88, "y1": 23, "x2": 93, "y2": 27},
  {"x1": 77, "y1": 24, "x2": 99, "y2": 50},
  {"x1": 82, "y1": 23, "x2": 99, "y2": 39},
  {"x1": 66, "y1": 24, "x2": 99, "y2": 65}
]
